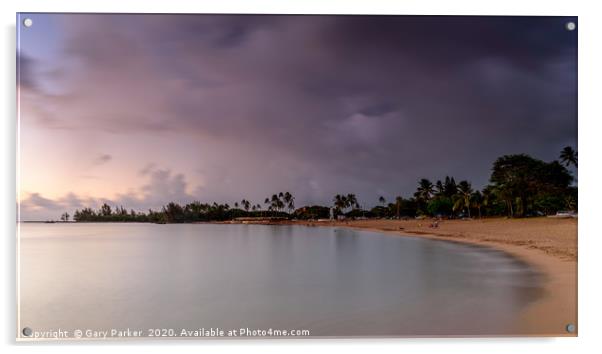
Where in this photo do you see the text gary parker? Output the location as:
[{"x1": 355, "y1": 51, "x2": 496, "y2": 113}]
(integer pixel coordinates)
[{"x1": 21, "y1": 327, "x2": 311, "y2": 339}]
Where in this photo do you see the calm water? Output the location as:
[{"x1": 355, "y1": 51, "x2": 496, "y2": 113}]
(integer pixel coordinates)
[{"x1": 19, "y1": 223, "x2": 543, "y2": 338}]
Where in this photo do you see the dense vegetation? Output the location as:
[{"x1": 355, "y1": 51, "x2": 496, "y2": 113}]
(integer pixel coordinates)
[{"x1": 71, "y1": 148, "x2": 577, "y2": 223}]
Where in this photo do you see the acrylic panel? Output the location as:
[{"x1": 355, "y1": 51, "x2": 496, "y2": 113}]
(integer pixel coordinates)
[{"x1": 16, "y1": 13, "x2": 578, "y2": 340}]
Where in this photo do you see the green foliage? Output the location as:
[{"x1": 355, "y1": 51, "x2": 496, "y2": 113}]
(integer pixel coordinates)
[
  {"x1": 414, "y1": 178, "x2": 434, "y2": 213},
  {"x1": 389, "y1": 197, "x2": 417, "y2": 218},
  {"x1": 73, "y1": 196, "x2": 290, "y2": 223},
  {"x1": 452, "y1": 180, "x2": 473, "y2": 217},
  {"x1": 345, "y1": 208, "x2": 373, "y2": 219},
  {"x1": 370, "y1": 205, "x2": 391, "y2": 218},
  {"x1": 533, "y1": 194, "x2": 565, "y2": 215},
  {"x1": 294, "y1": 205, "x2": 331, "y2": 220},
  {"x1": 489, "y1": 154, "x2": 573, "y2": 217},
  {"x1": 426, "y1": 197, "x2": 453, "y2": 217},
  {"x1": 560, "y1": 146, "x2": 578, "y2": 167},
  {"x1": 333, "y1": 194, "x2": 359, "y2": 213},
  {"x1": 70, "y1": 148, "x2": 577, "y2": 223}
]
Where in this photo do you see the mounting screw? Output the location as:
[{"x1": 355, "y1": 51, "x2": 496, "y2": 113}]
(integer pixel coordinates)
[
  {"x1": 22, "y1": 327, "x2": 32, "y2": 337},
  {"x1": 566, "y1": 22, "x2": 576, "y2": 31},
  {"x1": 566, "y1": 323, "x2": 576, "y2": 333},
  {"x1": 23, "y1": 18, "x2": 33, "y2": 28}
]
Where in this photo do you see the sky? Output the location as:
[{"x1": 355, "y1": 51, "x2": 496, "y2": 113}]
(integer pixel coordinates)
[{"x1": 17, "y1": 14, "x2": 577, "y2": 220}]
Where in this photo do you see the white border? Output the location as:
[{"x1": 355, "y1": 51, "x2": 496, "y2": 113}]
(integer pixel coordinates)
[
  {"x1": 3, "y1": 1, "x2": 601, "y2": 353},
  {"x1": 15, "y1": 11, "x2": 21, "y2": 342}
]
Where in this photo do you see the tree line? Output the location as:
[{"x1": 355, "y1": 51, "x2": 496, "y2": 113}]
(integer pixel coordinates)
[{"x1": 70, "y1": 147, "x2": 577, "y2": 223}]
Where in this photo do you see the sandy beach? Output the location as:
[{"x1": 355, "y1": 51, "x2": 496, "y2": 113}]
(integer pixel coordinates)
[{"x1": 240, "y1": 217, "x2": 578, "y2": 336}]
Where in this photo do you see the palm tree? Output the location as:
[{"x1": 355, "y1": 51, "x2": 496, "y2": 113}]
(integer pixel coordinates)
[
  {"x1": 435, "y1": 180, "x2": 444, "y2": 196},
  {"x1": 560, "y1": 146, "x2": 577, "y2": 167},
  {"x1": 415, "y1": 178, "x2": 434, "y2": 205},
  {"x1": 333, "y1": 194, "x2": 341, "y2": 211},
  {"x1": 268, "y1": 194, "x2": 285, "y2": 212},
  {"x1": 443, "y1": 176, "x2": 457, "y2": 197},
  {"x1": 271, "y1": 194, "x2": 280, "y2": 212},
  {"x1": 333, "y1": 194, "x2": 346, "y2": 213},
  {"x1": 453, "y1": 181, "x2": 473, "y2": 218},
  {"x1": 471, "y1": 191, "x2": 483, "y2": 219},
  {"x1": 481, "y1": 187, "x2": 493, "y2": 216},
  {"x1": 395, "y1": 196, "x2": 403, "y2": 219},
  {"x1": 283, "y1": 192, "x2": 295, "y2": 213},
  {"x1": 346, "y1": 194, "x2": 359, "y2": 211},
  {"x1": 378, "y1": 196, "x2": 386, "y2": 206}
]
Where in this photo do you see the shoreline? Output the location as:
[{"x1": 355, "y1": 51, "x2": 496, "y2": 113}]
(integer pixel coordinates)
[
  {"x1": 232, "y1": 217, "x2": 578, "y2": 336},
  {"x1": 351, "y1": 225, "x2": 576, "y2": 336},
  {"x1": 26, "y1": 217, "x2": 577, "y2": 335}
]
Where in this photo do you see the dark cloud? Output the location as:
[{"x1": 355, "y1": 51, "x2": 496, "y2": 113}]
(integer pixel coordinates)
[
  {"x1": 135, "y1": 167, "x2": 193, "y2": 208},
  {"x1": 92, "y1": 154, "x2": 112, "y2": 166},
  {"x1": 20, "y1": 15, "x2": 577, "y2": 214},
  {"x1": 17, "y1": 53, "x2": 37, "y2": 90},
  {"x1": 23, "y1": 193, "x2": 60, "y2": 209},
  {"x1": 20, "y1": 192, "x2": 92, "y2": 221},
  {"x1": 138, "y1": 163, "x2": 156, "y2": 176},
  {"x1": 21, "y1": 167, "x2": 195, "y2": 220}
]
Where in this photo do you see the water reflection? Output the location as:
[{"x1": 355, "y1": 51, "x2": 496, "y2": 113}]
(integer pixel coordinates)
[{"x1": 19, "y1": 223, "x2": 543, "y2": 337}]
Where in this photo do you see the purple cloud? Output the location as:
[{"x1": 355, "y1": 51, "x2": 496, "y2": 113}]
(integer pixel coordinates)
[{"x1": 18, "y1": 15, "x2": 578, "y2": 219}]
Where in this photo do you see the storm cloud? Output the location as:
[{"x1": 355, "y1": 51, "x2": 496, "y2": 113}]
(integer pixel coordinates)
[{"x1": 18, "y1": 14, "x2": 577, "y2": 219}]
